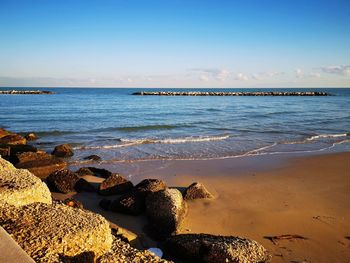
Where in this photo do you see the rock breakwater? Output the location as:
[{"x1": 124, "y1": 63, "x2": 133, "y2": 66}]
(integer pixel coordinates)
[
  {"x1": 0, "y1": 90, "x2": 54, "y2": 95},
  {"x1": 133, "y1": 91, "x2": 330, "y2": 96}
]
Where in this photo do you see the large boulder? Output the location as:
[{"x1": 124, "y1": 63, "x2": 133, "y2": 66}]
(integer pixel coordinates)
[
  {"x1": 0, "y1": 144, "x2": 37, "y2": 162},
  {"x1": 145, "y1": 188, "x2": 187, "y2": 238},
  {"x1": 15, "y1": 151, "x2": 67, "y2": 179},
  {"x1": 46, "y1": 169, "x2": 79, "y2": 193},
  {"x1": 0, "y1": 128, "x2": 11, "y2": 138},
  {"x1": 52, "y1": 144, "x2": 74, "y2": 157},
  {"x1": 163, "y1": 234, "x2": 271, "y2": 263},
  {"x1": 0, "y1": 134, "x2": 26, "y2": 145},
  {"x1": 110, "y1": 179, "x2": 167, "y2": 215},
  {"x1": 99, "y1": 174, "x2": 133, "y2": 196},
  {"x1": 0, "y1": 157, "x2": 52, "y2": 207},
  {"x1": 183, "y1": 182, "x2": 213, "y2": 200},
  {"x1": 0, "y1": 202, "x2": 113, "y2": 262}
]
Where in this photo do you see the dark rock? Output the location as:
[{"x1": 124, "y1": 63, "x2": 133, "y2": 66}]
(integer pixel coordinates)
[
  {"x1": 83, "y1": 155, "x2": 102, "y2": 161},
  {"x1": 2, "y1": 144, "x2": 37, "y2": 158},
  {"x1": 110, "y1": 191, "x2": 146, "y2": 215},
  {"x1": 109, "y1": 178, "x2": 167, "y2": 215},
  {"x1": 99, "y1": 174, "x2": 133, "y2": 196},
  {"x1": 52, "y1": 144, "x2": 74, "y2": 157},
  {"x1": 135, "y1": 178, "x2": 167, "y2": 193},
  {"x1": 14, "y1": 151, "x2": 66, "y2": 179},
  {"x1": 75, "y1": 167, "x2": 95, "y2": 177},
  {"x1": 63, "y1": 198, "x2": 83, "y2": 209},
  {"x1": 145, "y1": 188, "x2": 187, "y2": 239},
  {"x1": 46, "y1": 169, "x2": 79, "y2": 193},
  {"x1": 0, "y1": 146, "x2": 10, "y2": 159},
  {"x1": 74, "y1": 178, "x2": 96, "y2": 192},
  {"x1": 0, "y1": 134, "x2": 26, "y2": 145},
  {"x1": 24, "y1": 132, "x2": 38, "y2": 141},
  {"x1": 87, "y1": 167, "x2": 113, "y2": 178},
  {"x1": 99, "y1": 198, "x2": 111, "y2": 211},
  {"x1": 183, "y1": 182, "x2": 213, "y2": 200},
  {"x1": 163, "y1": 234, "x2": 271, "y2": 263},
  {"x1": 59, "y1": 252, "x2": 95, "y2": 263}
]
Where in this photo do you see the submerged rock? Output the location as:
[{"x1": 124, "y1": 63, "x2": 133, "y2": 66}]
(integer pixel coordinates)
[
  {"x1": 0, "y1": 157, "x2": 52, "y2": 207},
  {"x1": 46, "y1": 169, "x2": 79, "y2": 193},
  {"x1": 52, "y1": 144, "x2": 74, "y2": 157},
  {"x1": 24, "y1": 132, "x2": 38, "y2": 141},
  {"x1": 146, "y1": 188, "x2": 187, "y2": 239},
  {"x1": 0, "y1": 134, "x2": 26, "y2": 145},
  {"x1": 163, "y1": 234, "x2": 271, "y2": 263},
  {"x1": 183, "y1": 182, "x2": 214, "y2": 200},
  {"x1": 0, "y1": 202, "x2": 113, "y2": 262},
  {"x1": 99, "y1": 174, "x2": 133, "y2": 196},
  {"x1": 83, "y1": 154, "x2": 102, "y2": 161}
]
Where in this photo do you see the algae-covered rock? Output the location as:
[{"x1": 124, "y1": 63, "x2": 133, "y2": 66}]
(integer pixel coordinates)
[{"x1": 0, "y1": 157, "x2": 52, "y2": 207}]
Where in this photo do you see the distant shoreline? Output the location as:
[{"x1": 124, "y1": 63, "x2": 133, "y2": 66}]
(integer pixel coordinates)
[
  {"x1": 0, "y1": 90, "x2": 54, "y2": 95},
  {"x1": 133, "y1": 91, "x2": 330, "y2": 96}
]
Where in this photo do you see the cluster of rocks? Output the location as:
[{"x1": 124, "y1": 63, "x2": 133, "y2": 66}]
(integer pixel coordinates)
[
  {"x1": 133, "y1": 91, "x2": 330, "y2": 96},
  {"x1": 0, "y1": 90, "x2": 54, "y2": 95},
  {"x1": 0, "y1": 128, "x2": 271, "y2": 262}
]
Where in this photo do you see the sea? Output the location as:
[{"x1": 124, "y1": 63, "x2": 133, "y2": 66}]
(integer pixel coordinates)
[{"x1": 1, "y1": 88, "x2": 350, "y2": 164}]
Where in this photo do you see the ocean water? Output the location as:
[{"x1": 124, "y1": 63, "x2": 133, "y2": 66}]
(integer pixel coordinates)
[{"x1": 1, "y1": 88, "x2": 350, "y2": 163}]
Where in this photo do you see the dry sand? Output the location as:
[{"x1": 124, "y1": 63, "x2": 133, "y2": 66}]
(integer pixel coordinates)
[{"x1": 66, "y1": 152, "x2": 350, "y2": 262}]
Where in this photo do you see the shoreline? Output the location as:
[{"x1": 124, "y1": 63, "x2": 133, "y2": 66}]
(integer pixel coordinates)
[{"x1": 67, "y1": 151, "x2": 350, "y2": 262}]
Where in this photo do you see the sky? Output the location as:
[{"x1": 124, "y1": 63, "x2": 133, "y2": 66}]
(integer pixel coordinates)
[{"x1": 0, "y1": 0, "x2": 350, "y2": 88}]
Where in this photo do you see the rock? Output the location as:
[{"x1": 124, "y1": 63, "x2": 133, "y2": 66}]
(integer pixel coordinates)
[
  {"x1": 0, "y1": 157, "x2": 52, "y2": 207},
  {"x1": 0, "y1": 146, "x2": 10, "y2": 159},
  {"x1": 135, "y1": 178, "x2": 167, "y2": 193},
  {"x1": 0, "y1": 134, "x2": 26, "y2": 145},
  {"x1": 46, "y1": 169, "x2": 79, "y2": 193},
  {"x1": 145, "y1": 188, "x2": 187, "y2": 238},
  {"x1": 24, "y1": 132, "x2": 38, "y2": 141},
  {"x1": 183, "y1": 182, "x2": 213, "y2": 200},
  {"x1": 99, "y1": 198, "x2": 112, "y2": 211},
  {"x1": 52, "y1": 144, "x2": 74, "y2": 157},
  {"x1": 0, "y1": 128, "x2": 11, "y2": 138},
  {"x1": 0, "y1": 144, "x2": 37, "y2": 161},
  {"x1": 110, "y1": 191, "x2": 146, "y2": 215},
  {"x1": 97, "y1": 236, "x2": 169, "y2": 263},
  {"x1": 109, "y1": 178, "x2": 167, "y2": 215},
  {"x1": 109, "y1": 222, "x2": 137, "y2": 243},
  {"x1": 74, "y1": 178, "x2": 96, "y2": 192},
  {"x1": 84, "y1": 154, "x2": 102, "y2": 161},
  {"x1": 59, "y1": 252, "x2": 95, "y2": 263},
  {"x1": 87, "y1": 167, "x2": 113, "y2": 178},
  {"x1": 163, "y1": 234, "x2": 271, "y2": 263},
  {"x1": 99, "y1": 174, "x2": 133, "y2": 196},
  {"x1": 15, "y1": 151, "x2": 67, "y2": 179},
  {"x1": 0, "y1": 202, "x2": 113, "y2": 262},
  {"x1": 75, "y1": 167, "x2": 95, "y2": 177},
  {"x1": 63, "y1": 198, "x2": 83, "y2": 209}
]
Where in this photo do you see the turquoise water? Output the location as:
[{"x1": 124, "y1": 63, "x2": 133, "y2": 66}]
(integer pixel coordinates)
[{"x1": 1, "y1": 88, "x2": 350, "y2": 162}]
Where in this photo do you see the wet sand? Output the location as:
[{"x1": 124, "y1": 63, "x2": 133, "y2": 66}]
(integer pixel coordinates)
[{"x1": 65, "y1": 152, "x2": 350, "y2": 262}]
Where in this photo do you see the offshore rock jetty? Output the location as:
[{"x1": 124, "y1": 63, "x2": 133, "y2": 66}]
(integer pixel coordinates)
[
  {"x1": 0, "y1": 90, "x2": 54, "y2": 95},
  {"x1": 133, "y1": 91, "x2": 330, "y2": 96}
]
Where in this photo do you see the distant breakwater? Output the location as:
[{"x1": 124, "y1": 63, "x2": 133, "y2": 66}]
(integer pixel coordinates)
[
  {"x1": 0, "y1": 90, "x2": 54, "y2": 95},
  {"x1": 133, "y1": 91, "x2": 330, "y2": 96}
]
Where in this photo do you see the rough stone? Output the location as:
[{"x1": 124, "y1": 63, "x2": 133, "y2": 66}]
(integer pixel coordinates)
[
  {"x1": 0, "y1": 157, "x2": 52, "y2": 207},
  {"x1": 59, "y1": 252, "x2": 95, "y2": 263},
  {"x1": 63, "y1": 198, "x2": 83, "y2": 209},
  {"x1": 146, "y1": 188, "x2": 187, "y2": 238},
  {"x1": 0, "y1": 128, "x2": 11, "y2": 138},
  {"x1": 15, "y1": 151, "x2": 67, "y2": 179},
  {"x1": 87, "y1": 167, "x2": 113, "y2": 178},
  {"x1": 46, "y1": 169, "x2": 79, "y2": 193},
  {"x1": 0, "y1": 134, "x2": 26, "y2": 145},
  {"x1": 0, "y1": 202, "x2": 113, "y2": 262},
  {"x1": 75, "y1": 167, "x2": 95, "y2": 177},
  {"x1": 163, "y1": 234, "x2": 271, "y2": 263},
  {"x1": 99, "y1": 174, "x2": 133, "y2": 196},
  {"x1": 74, "y1": 178, "x2": 96, "y2": 192},
  {"x1": 52, "y1": 144, "x2": 74, "y2": 157},
  {"x1": 183, "y1": 182, "x2": 214, "y2": 200},
  {"x1": 135, "y1": 178, "x2": 167, "y2": 193}
]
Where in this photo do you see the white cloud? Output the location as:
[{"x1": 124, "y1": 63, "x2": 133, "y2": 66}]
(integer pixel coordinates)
[
  {"x1": 321, "y1": 65, "x2": 350, "y2": 76},
  {"x1": 235, "y1": 73, "x2": 249, "y2": 81},
  {"x1": 189, "y1": 68, "x2": 231, "y2": 82}
]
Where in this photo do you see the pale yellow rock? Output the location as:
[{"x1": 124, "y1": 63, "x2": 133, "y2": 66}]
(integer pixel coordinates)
[{"x1": 0, "y1": 157, "x2": 52, "y2": 207}]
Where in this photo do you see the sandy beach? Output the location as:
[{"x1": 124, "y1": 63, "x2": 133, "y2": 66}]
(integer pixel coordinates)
[{"x1": 64, "y1": 152, "x2": 350, "y2": 262}]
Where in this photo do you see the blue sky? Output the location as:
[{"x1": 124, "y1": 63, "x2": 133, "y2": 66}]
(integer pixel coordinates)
[{"x1": 0, "y1": 0, "x2": 350, "y2": 87}]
